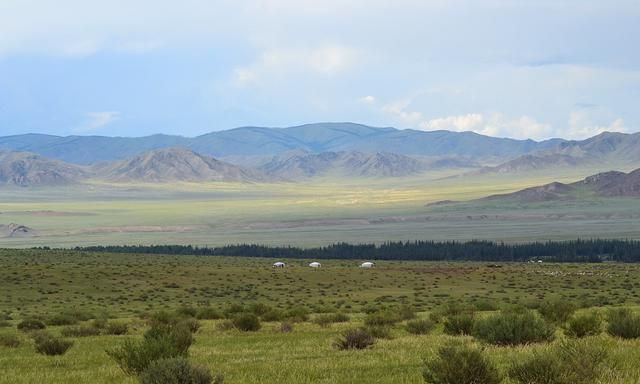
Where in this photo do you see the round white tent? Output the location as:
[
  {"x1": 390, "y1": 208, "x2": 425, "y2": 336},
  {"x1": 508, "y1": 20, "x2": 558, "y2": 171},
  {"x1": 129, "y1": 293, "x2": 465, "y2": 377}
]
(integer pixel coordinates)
[
  {"x1": 309, "y1": 262, "x2": 321, "y2": 268},
  {"x1": 360, "y1": 262, "x2": 375, "y2": 268},
  {"x1": 272, "y1": 262, "x2": 286, "y2": 268}
]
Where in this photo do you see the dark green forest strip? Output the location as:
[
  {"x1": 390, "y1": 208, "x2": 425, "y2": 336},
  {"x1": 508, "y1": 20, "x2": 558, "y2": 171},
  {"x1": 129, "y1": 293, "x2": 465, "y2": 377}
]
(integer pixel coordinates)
[{"x1": 61, "y1": 239, "x2": 640, "y2": 262}]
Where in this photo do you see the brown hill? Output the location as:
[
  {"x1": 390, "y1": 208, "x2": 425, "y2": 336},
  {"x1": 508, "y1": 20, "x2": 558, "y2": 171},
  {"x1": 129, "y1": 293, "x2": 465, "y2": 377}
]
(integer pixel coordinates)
[
  {"x1": 0, "y1": 151, "x2": 87, "y2": 186},
  {"x1": 483, "y1": 168, "x2": 640, "y2": 202},
  {"x1": 96, "y1": 148, "x2": 274, "y2": 183}
]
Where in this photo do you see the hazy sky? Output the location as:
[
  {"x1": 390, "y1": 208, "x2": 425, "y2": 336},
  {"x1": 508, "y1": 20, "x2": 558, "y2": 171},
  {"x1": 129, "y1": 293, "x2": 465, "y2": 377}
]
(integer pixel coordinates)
[{"x1": 0, "y1": 0, "x2": 638, "y2": 140}]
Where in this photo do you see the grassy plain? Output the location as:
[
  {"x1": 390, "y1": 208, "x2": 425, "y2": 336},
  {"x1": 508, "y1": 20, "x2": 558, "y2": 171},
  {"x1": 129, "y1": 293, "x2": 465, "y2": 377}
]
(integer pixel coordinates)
[
  {"x1": 2, "y1": 250, "x2": 640, "y2": 383},
  {"x1": 1, "y1": 169, "x2": 638, "y2": 248}
]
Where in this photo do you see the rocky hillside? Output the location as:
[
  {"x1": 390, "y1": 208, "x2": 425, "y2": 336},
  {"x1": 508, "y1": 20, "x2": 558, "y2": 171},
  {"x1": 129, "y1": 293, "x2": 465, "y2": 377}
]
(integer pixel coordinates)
[
  {"x1": 0, "y1": 151, "x2": 87, "y2": 186},
  {"x1": 95, "y1": 148, "x2": 274, "y2": 183}
]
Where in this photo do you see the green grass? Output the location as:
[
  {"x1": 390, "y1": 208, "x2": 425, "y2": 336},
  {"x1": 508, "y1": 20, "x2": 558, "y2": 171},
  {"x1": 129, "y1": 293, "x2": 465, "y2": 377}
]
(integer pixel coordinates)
[
  {"x1": 0, "y1": 172, "x2": 638, "y2": 248},
  {"x1": 3, "y1": 250, "x2": 640, "y2": 383}
]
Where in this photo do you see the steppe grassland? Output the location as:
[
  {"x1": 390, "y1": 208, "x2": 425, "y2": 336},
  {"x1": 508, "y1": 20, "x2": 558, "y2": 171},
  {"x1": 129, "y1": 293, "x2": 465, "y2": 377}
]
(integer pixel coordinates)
[
  {"x1": 2, "y1": 170, "x2": 638, "y2": 247},
  {"x1": 2, "y1": 250, "x2": 640, "y2": 383}
]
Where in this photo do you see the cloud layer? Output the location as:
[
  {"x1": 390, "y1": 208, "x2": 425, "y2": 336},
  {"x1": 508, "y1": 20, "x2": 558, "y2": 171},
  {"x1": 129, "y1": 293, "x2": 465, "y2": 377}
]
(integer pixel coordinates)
[{"x1": 0, "y1": 1, "x2": 638, "y2": 139}]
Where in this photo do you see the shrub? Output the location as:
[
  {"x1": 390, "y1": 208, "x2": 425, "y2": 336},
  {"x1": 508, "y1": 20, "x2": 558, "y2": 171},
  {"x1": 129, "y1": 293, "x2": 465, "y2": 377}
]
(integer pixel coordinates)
[
  {"x1": 223, "y1": 304, "x2": 245, "y2": 319},
  {"x1": 196, "y1": 307, "x2": 223, "y2": 320},
  {"x1": 17, "y1": 319, "x2": 46, "y2": 332},
  {"x1": 397, "y1": 305, "x2": 417, "y2": 321},
  {"x1": 61, "y1": 325, "x2": 101, "y2": 337},
  {"x1": 538, "y1": 299, "x2": 577, "y2": 325},
  {"x1": 423, "y1": 342, "x2": 501, "y2": 384},
  {"x1": 46, "y1": 313, "x2": 78, "y2": 326},
  {"x1": 248, "y1": 303, "x2": 272, "y2": 316},
  {"x1": 180, "y1": 318, "x2": 201, "y2": 334},
  {"x1": 442, "y1": 313, "x2": 475, "y2": 335},
  {"x1": 284, "y1": 307, "x2": 309, "y2": 323},
  {"x1": 216, "y1": 320, "x2": 235, "y2": 331},
  {"x1": 108, "y1": 323, "x2": 193, "y2": 376},
  {"x1": 472, "y1": 309, "x2": 555, "y2": 345},
  {"x1": 364, "y1": 311, "x2": 401, "y2": 327},
  {"x1": 405, "y1": 319, "x2": 435, "y2": 335},
  {"x1": 312, "y1": 313, "x2": 350, "y2": 327},
  {"x1": 334, "y1": 328, "x2": 375, "y2": 350},
  {"x1": 149, "y1": 311, "x2": 180, "y2": 326},
  {"x1": 565, "y1": 312, "x2": 602, "y2": 338},
  {"x1": 0, "y1": 320, "x2": 12, "y2": 328},
  {"x1": 364, "y1": 326, "x2": 393, "y2": 339},
  {"x1": 139, "y1": 357, "x2": 220, "y2": 384},
  {"x1": 509, "y1": 339, "x2": 609, "y2": 384},
  {"x1": 0, "y1": 334, "x2": 20, "y2": 348},
  {"x1": 509, "y1": 350, "x2": 563, "y2": 384},
  {"x1": 176, "y1": 306, "x2": 198, "y2": 318},
  {"x1": 279, "y1": 322, "x2": 294, "y2": 333},
  {"x1": 92, "y1": 318, "x2": 108, "y2": 329},
  {"x1": 34, "y1": 334, "x2": 74, "y2": 356},
  {"x1": 105, "y1": 321, "x2": 129, "y2": 335},
  {"x1": 261, "y1": 310, "x2": 284, "y2": 322},
  {"x1": 606, "y1": 308, "x2": 640, "y2": 339},
  {"x1": 232, "y1": 313, "x2": 261, "y2": 332}
]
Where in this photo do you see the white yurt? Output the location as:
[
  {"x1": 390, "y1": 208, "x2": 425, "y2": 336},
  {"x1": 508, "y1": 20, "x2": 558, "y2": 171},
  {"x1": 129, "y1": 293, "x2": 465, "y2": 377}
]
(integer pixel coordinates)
[
  {"x1": 309, "y1": 262, "x2": 321, "y2": 268},
  {"x1": 360, "y1": 262, "x2": 375, "y2": 268},
  {"x1": 272, "y1": 262, "x2": 286, "y2": 268}
]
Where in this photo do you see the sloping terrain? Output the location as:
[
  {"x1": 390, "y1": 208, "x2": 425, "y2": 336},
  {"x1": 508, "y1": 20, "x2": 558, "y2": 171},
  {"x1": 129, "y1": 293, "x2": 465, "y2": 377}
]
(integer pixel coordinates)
[
  {"x1": 260, "y1": 150, "x2": 429, "y2": 178},
  {"x1": 484, "y1": 168, "x2": 640, "y2": 202},
  {"x1": 0, "y1": 151, "x2": 88, "y2": 186},
  {"x1": 0, "y1": 223, "x2": 37, "y2": 238},
  {"x1": 479, "y1": 132, "x2": 640, "y2": 174},
  {"x1": 95, "y1": 148, "x2": 274, "y2": 183}
]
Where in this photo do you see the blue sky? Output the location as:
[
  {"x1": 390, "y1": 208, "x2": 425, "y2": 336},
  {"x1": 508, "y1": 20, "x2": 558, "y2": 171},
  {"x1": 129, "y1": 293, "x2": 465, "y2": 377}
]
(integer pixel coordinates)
[{"x1": 0, "y1": 0, "x2": 638, "y2": 140}]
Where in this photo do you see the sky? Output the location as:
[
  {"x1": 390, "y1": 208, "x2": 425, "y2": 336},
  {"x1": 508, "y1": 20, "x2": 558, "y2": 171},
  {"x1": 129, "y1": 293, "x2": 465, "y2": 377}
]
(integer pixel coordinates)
[{"x1": 0, "y1": 0, "x2": 638, "y2": 140}]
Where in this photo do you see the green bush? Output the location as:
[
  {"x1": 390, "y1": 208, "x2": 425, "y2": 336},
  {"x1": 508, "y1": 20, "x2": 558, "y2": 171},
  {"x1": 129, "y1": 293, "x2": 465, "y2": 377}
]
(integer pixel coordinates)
[
  {"x1": 364, "y1": 311, "x2": 402, "y2": 327},
  {"x1": 538, "y1": 299, "x2": 577, "y2": 325},
  {"x1": 334, "y1": 328, "x2": 375, "y2": 350},
  {"x1": 139, "y1": 357, "x2": 221, "y2": 384},
  {"x1": 196, "y1": 307, "x2": 223, "y2": 320},
  {"x1": 442, "y1": 313, "x2": 475, "y2": 335},
  {"x1": 405, "y1": 319, "x2": 435, "y2": 335},
  {"x1": 0, "y1": 334, "x2": 20, "y2": 348},
  {"x1": 397, "y1": 305, "x2": 417, "y2": 321},
  {"x1": 284, "y1": 307, "x2": 309, "y2": 322},
  {"x1": 364, "y1": 325, "x2": 393, "y2": 339},
  {"x1": 0, "y1": 320, "x2": 11, "y2": 328},
  {"x1": 260, "y1": 309, "x2": 284, "y2": 322},
  {"x1": 423, "y1": 342, "x2": 501, "y2": 384},
  {"x1": 61, "y1": 325, "x2": 101, "y2": 337},
  {"x1": 232, "y1": 313, "x2": 261, "y2": 332},
  {"x1": 472, "y1": 309, "x2": 555, "y2": 345},
  {"x1": 606, "y1": 308, "x2": 640, "y2": 339},
  {"x1": 223, "y1": 304, "x2": 245, "y2": 319},
  {"x1": 312, "y1": 313, "x2": 350, "y2": 327},
  {"x1": 176, "y1": 306, "x2": 198, "y2": 318},
  {"x1": 108, "y1": 323, "x2": 193, "y2": 376},
  {"x1": 17, "y1": 319, "x2": 46, "y2": 332},
  {"x1": 46, "y1": 313, "x2": 79, "y2": 326},
  {"x1": 248, "y1": 303, "x2": 272, "y2": 316},
  {"x1": 105, "y1": 321, "x2": 129, "y2": 335},
  {"x1": 34, "y1": 334, "x2": 74, "y2": 356},
  {"x1": 180, "y1": 318, "x2": 201, "y2": 334},
  {"x1": 279, "y1": 322, "x2": 294, "y2": 333},
  {"x1": 564, "y1": 312, "x2": 602, "y2": 338},
  {"x1": 509, "y1": 339, "x2": 609, "y2": 384},
  {"x1": 216, "y1": 320, "x2": 235, "y2": 331},
  {"x1": 509, "y1": 350, "x2": 563, "y2": 384}
]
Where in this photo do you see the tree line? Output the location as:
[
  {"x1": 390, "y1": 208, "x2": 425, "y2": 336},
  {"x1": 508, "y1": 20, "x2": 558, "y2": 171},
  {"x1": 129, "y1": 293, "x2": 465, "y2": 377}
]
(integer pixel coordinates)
[{"x1": 66, "y1": 239, "x2": 640, "y2": 262}]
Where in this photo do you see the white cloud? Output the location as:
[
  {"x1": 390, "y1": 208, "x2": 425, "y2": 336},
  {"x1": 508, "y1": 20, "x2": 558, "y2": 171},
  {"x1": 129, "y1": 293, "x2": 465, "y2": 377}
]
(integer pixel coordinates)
[
  {"x1": 77, "y1": 111, "x2": 120, "y2": 132},
  {"x1": 359, "y1": 95, "x2": 376, "y2": 104},
  {"x1": 381, "y1": 100, "x2": 423, "y2": 125},
  {"x1": 394, "y1": 109, "x2": 554, "y2": 140},
  {"x1": 421, "y1": 113, "x2": 484, "y2": 132},
  {"x1": 231, "y1": 45, "x2": 358, "y2": 87},
  {"x1": 566, "y1": 111, "x2": 628, "y2": 139}
]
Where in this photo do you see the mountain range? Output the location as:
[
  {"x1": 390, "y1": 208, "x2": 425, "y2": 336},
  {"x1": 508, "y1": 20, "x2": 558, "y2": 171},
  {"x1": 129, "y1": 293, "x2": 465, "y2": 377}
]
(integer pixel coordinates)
[
  {"x1": 0, "y1": 123, "x2": 639, "y2": 186},
  {"x1": 0, "y1": 123, "x2": 562, "y2": 165}
]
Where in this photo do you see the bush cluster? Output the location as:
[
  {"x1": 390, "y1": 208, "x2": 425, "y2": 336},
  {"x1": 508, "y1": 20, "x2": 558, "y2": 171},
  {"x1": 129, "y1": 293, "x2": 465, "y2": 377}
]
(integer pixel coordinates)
[
  {"x1": 139, "y1": 357, "x2": 222, "y2": 384},
  {"x1": 405, "y1": 319, "x2": 435, "y2": 335},
  {"x1": 472, "y1": 308, "x2": 555, "y2": 345},
  {"x1": 606, "y1": 308, "x2": 640, "y2": 339},
  {"x1": 334, "y1": 329, "x2": 375, "y2": 350},
  {"x1": 312, "y1": 313, "x2": 350, "y2": 327},
  {"x1": 423, "y1": 342, "x2": 501, "y2": 384},
  {"x1": 564, "y1": 311, "x2": 602, "y2": 338},
  {"x1": 33, "y1": 332, "x2": 74, "y2": 356}
]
